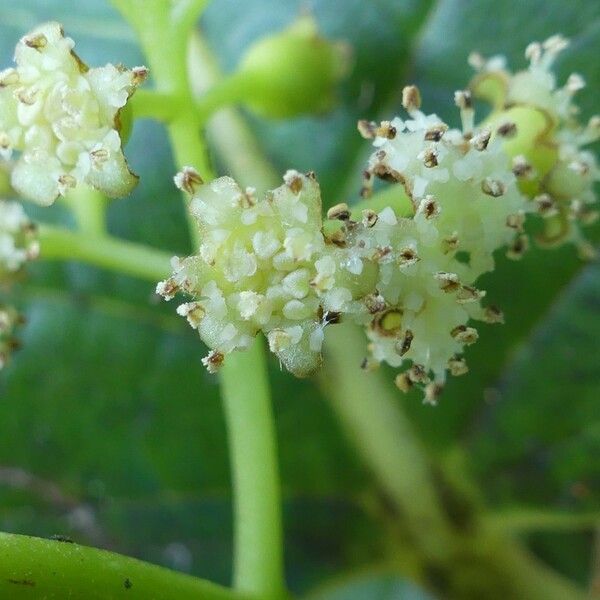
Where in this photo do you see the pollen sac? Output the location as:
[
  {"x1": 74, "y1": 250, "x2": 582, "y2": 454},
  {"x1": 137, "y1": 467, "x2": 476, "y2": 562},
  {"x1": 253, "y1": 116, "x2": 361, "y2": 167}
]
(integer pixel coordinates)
[
  {"x1": 469, "y1": 35, "x2": 599, "y2": 255},
  {"x1": 0, "y1": 199, "x2": 38, "y2": 280},
  {"x1": 158, "y1": 170, "x2": 371, "y2": 377},
  {"x1": 0, "y1": 22, "x2": 146, "y2": 205}
]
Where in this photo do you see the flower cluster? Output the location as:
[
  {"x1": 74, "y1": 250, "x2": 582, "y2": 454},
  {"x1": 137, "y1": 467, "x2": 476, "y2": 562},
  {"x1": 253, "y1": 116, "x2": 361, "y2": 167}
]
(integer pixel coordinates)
[
  {"x1": 0, "y1": 199, "x2": 38, "y2": 280},
  {"x1": 469, "y1": 35, "x2": 599, "y2": 257},
  {"x1": 0, "y1": 22, "x2": 146, "y2": 206},
  {"x1": 158, "y1": 168, "x2": 375, "y2": 377},
  {"x1": 158, "y1": 36, "x2": 597, "y2": 402}
]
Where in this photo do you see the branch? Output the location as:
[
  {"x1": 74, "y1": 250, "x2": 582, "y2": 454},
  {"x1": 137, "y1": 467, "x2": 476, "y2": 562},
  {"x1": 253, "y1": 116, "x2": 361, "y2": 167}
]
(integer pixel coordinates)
[{"x1": 0, "y1": 532, "x2": 250, "y2": 600}]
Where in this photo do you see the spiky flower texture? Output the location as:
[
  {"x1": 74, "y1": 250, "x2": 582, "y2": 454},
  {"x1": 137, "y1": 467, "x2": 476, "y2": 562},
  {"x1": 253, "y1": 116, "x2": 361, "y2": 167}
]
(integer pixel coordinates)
[
  {"x1": 0, "y1": 22, "x2": 146, "y2": 206},
  {"x1": 155, "y1": 36, "x2": 596, "y2": 402}
]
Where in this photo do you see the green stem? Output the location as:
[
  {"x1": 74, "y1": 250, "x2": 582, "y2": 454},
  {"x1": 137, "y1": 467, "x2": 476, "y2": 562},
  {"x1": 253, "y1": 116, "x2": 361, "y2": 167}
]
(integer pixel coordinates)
[
  {"x1": 188, "y1": 33, "x2": 279, "y2": 194},
  {"x1": 130, "y1": 89, "x2": 182, "y2": 122},
  {"x1": 484, "y1": 509, "x2": 600, "y2": 533},
  {"x1": 0, "y1": 532, "x2": 249, "y2": 600},
  {"x1": 62, "y1": 185, "x2": 107, "y2": 236},
  {"x1": 320, "y1": 323, "x2": 453, "y2": 562},
  {"x1": 220, "y1": 339, "x2": 286, "y2": 599},
  {"x1": 116, "y1": 10, "x2": 286, "y2": 597},
  {"x1": 194, "y1": 71, "x2": 256, "y2": 123},
  {"x1": 474, "y1": 536, "x2": 588, "y2": 600},
  {"x1": 38, "y1": 225, "x2": 171, "y2": 282}
]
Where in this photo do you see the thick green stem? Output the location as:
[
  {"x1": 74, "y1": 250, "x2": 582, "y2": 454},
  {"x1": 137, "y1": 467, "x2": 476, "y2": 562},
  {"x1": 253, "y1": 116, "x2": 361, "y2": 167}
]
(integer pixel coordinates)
[
  {"x1": 115, "y1": 9, "x2": 286, "y2": 597},
  {"x1": 220, "y1": 339, "x2": 286, "y2": 599},
  {"x1": 38, "y1": 225, "x2": 171, "y2": 282},
  {"x1": 62, "y1": 185, "x2": 107, "y2": 236},
  {"x1": 0, "y1": 532, "x2": 248, "y2": 600},
  {"x1": 321, "y1": 323, "x2": 453, "y2": 562}
]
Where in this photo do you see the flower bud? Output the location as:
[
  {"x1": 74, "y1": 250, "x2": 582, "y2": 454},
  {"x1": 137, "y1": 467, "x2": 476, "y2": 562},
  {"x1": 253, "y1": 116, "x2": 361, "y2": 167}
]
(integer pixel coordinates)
[{"x1": 237, "y1": 16, "x2": 350, "y2": 118}]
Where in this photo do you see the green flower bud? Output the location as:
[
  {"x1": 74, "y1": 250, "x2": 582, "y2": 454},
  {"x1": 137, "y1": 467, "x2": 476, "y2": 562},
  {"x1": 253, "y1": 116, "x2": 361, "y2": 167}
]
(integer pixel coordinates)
[
  {"x1": 469, "y1": 36, "x2": 599, "y2": 253},
  {"x1": 237, "y1": 16, "x2": 350, "y2": 118}
]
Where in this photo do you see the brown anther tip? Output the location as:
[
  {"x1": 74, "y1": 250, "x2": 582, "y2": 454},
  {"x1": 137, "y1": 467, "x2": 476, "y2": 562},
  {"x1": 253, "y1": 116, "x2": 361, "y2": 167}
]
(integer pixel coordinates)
[
  {"x1": 451, "y1": 324, "x2": 478, "y2": 344},
  {"x1": 327, "y1": 202, "x2": 351, "y2": 221},
  {"x1": 174, "y1": 166, "x2": 203, "y2": 195},
  {"x1": 395, "y1": 329, "x2": 414, "y2": 357},
  {"x1": 506, "y1": 212, "x2": 525, "y2": 231},
  {"x1": 454, "y1": 89, "x2": 472, "y2": 109},
  {"x1": 448, "y1": 356, "x2": 468, "y2": 376},
  {"x1": 132, "y1": 66, "x2": 149, "y2": 85},
  {"x1": 0, "y1": 69, "x2": 19, "y2": 88},
  {"x1": 323, "y1": 311, "x2": 342, "y2": 325},
  {"x1": 512, "y1": 155, "x2": 533, "y2": 178},
  {"x1": 497, "y1": 121, "x2": 517, "y2": 138},
  {"x1": 534, "y1": 193, "x2": 556, "y2": 216},
  {"x1": 424, "y1": 382, "x2": 443, "y2": 405},
  {"x1": 398, "y1": 247, "x2": 419, "y2": 266},
  {"x1": 471, "y1": 128, "x2": 491, "y2": 151},
  {"x1": 327, "y1": 229, "x2": 347, "y2": 247},
  {"x1": 24, "y1": 34, "x2": 48, "y2": 50},
  {"x1": 422, "y1": 148, "x2": 439, "y2": 168},
  {"x1": 408, "y1": 364, "x2": 429, "y2": 384},
  {"x1": 484, "y1": 305, "x2": 505, "y2": 324},
  {"x1": 424, "y1": 124, "x2": 448, "y2": 142},
  {"x1": 239, "y1": 188, "x2": 257, "y2": 209},
  {"x1": 402, "y1": 85, "x2": 421, "y2": 112},
  {"x1": 419, "y1": 196, "x2": 440, "y2": 219},
  {"x1": 202, "y1": 350, "x2": 225, "y2": 374},
  {"x1": 481, "y1": 178, "x2": 506, "y2": 197},
  {"x1": 456, "y1": 285, "x2": 485, "y2": 304},
  {"x1": 506, "y1": 234, "x2": 529, "y2": 260},
  {"x1": 357, "y1": 119, "x2": 377, "y2": 139},
  {"x1": 375, "y1": 121, "x2": 397, "y2": 139},
  {"x1": 373, "y1": 245, "x2": 393, "y2": 263},
  {"x1": 372, "y1": 164, "x2": 402, "y2": 183},
  {"x1": 364, "y1": 293, "x2": 386, "y2": 314},
  {"x1": 283, "y1": 170, "x2": 304, "y2": 194},
  {"x1": 435, "y1": 271, "x2": 460, "y2": 293},
  {"x1": 395, "y1": 372, "x2": 413, "y2": 393},
  {"x1": 361, "y1": 209, "x2": 378, "y2": 228}
]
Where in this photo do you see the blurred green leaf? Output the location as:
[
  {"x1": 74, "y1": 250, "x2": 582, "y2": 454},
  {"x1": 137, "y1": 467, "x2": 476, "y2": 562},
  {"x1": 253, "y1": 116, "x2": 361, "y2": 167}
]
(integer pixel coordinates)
[{"x1": 307, "y1": 572, "x2": 436, "y2": 600}]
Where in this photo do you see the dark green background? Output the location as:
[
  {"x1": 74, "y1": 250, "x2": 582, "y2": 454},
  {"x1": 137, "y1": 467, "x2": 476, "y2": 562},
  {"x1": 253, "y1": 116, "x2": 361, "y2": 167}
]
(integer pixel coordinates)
[{"x1": 0, "y1": 0, "x2": 598, "y2": 596}]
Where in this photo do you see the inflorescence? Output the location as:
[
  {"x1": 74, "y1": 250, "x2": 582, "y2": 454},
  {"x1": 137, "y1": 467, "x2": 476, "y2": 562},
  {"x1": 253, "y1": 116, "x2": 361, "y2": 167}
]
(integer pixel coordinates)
[
  {"x1": 158, "y1": 36, "x2": 598, "y2": 403},
  {"x1": 0, "y1": 23, "x2": 596, "y2": 402},
  {"x1": 0, "y1": 22, "x2": 146, "y2": 206}
]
